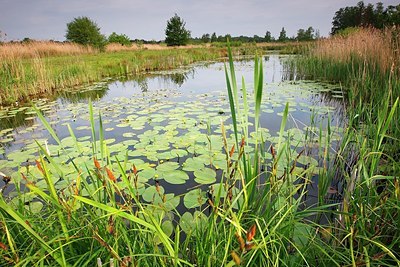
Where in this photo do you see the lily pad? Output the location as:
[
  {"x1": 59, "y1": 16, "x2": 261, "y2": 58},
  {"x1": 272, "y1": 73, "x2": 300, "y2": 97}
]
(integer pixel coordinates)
[
  {"x1": 194, "y1": 168, "x2": 216, "y2": 184},
  {"x1": 162, "y1": 170, "x2": 189, "y2": 185},
  {"x1": 183, "y1": 188, "x2": 206, "y2": 209}
]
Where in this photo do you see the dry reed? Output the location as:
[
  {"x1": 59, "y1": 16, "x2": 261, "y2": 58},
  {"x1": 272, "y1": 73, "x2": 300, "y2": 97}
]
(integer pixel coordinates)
[
  {"x1": 312, "y1": 27, "x2": 400, "y2": 75},
  {"x1": 0, "y1": 41, "x2": 96, "y2": 59}
]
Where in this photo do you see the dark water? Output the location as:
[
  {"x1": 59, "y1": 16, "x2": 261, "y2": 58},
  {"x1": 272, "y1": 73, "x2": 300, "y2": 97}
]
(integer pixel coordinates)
[{"x1": 0, "y1": 55, "x2": 345, "y2": 211}]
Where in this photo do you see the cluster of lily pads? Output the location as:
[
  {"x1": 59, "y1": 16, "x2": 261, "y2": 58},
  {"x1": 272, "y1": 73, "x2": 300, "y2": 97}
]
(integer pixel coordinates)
[{"x1": 0, "y1": 68, "x2": 344, "y2": 231}]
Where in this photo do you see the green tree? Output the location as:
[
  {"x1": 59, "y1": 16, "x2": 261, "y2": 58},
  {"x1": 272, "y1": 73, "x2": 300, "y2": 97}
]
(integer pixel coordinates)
[
  {"x1": 165, "y1": 14, "x2": 191, "y2": 46},
  {"x1": 201, "y1": 33, "x2": 210, "y2": 43},
  {"x1": 66, "y1": 16, "x2": 106, "y2": 49},
  {"x1": 211, "y1": 32, "x2": 217, "y2": 42},
  {"x1": 264, "y1": 31, "x2": 273, "y2": 42},
  {"x1": 278, "y1": 27, "x2": 288, "y2": 42},
  {"x1": 108, "y1": 32, "x2": 131, "y2": 46},
  {"x1": 296, "y1": 27, "x2": 315, "y2": 41},
  {"x1": 331, "y1": 1, "x2": 400, "y2": 34}
]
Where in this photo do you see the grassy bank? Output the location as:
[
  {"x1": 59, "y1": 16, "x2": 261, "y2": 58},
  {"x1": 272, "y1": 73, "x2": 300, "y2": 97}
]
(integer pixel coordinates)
[{"x1": 0, "y1": 45, "x2": 222, "y2": 105}]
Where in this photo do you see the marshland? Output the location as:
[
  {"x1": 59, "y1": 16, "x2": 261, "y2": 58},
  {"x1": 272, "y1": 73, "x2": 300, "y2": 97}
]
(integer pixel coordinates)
[{"x1": 0, "y1": 1, "x2": 399, "y2": 266}]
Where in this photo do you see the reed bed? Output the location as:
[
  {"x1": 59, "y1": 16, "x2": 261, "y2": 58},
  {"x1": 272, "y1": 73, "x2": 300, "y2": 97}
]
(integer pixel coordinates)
[
  {"x1": 295, "y1": 27, "x2": 400, "y2": 105},
  {"x1": 0, "y1": 41, "x2": 96, "y2": 59}
]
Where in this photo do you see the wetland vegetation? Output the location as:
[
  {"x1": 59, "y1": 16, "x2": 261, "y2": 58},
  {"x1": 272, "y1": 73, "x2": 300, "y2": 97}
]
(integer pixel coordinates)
[{"x1": 0, "y1": 1, "x2": 400, "y2": 266}]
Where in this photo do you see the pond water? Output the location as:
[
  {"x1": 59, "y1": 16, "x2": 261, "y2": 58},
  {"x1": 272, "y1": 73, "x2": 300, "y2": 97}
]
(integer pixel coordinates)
[{"x1": 0, "y1": 55, "x2": 345, "y2": 213}]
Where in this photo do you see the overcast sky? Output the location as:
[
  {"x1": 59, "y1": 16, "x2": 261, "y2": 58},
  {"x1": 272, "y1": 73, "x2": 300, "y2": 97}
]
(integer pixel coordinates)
[{"x1": 0, "y1": 0, "x2": 398, "y2": 41}]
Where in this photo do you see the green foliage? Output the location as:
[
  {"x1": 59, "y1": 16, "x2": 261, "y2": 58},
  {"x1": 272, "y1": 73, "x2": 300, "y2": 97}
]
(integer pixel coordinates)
[
  {"x1": 211, "y1": 32, "x2": 217, "y2": 42},
  {"x1": 264, "y1": 30, "x2": 273, "y2": 42},
  {"x1": 108, "y1": 32, "x2": 131, "y2": 46},
  {"x1": 278, "y1": 27, "x2": 288, "y2": 42},
  {"x1": 165, "y1": 14, "x2": 191, "y2": 46},
  {"x1": 296, "y1": 26, "x2": 315, "y2": 41},
  {"x1": 332, "y1": 1, "x2": 400, "y2": 34},
  {"x1": 65, "y1": 16, "x2": 106, "y2": 49}
]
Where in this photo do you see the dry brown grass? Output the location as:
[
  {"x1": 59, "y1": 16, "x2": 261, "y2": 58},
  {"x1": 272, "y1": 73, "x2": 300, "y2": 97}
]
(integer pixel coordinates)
[
  {"x1": 0, "y1": 41, "x2": 211, "y2": 60},
  {"x1": 313, "y1": 27, "x2": 400, "y2": 74},
  {"x1": 0, "y1": 41, "x2": 96, "y2": 60}
]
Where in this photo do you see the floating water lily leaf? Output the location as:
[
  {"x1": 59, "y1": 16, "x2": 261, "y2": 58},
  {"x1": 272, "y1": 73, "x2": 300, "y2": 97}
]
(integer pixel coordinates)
[
  {"x1": 170, "y1": 149, "x2": 188, "y2": 157},
  {"x1": 138, "y1": 168, "x2": 156, "y2": 181},
  {"x1": 297, "y1": 155, "x2": 319, "y2": 167},
  {"x1": 182, "y1": 157, "x2": 205, "y2": 172},
  {"x1": 122, "y1": 132, "x2": 135, "y2": 138},
  {"x1": 179, "y1": 211, "x2": 208, "y2": 234},
  {"x1": 142, "y1": 185, "x2": 165, "y2": 203},
  {"x1": 183, "y1": 188, "x2": 206, "y2": 209},
  {"x1": 24, "y1": 201, "x2": 43, "y2": 213},
  {"x1": 156, "y1": 162, "x2": 179, "y2": 172},
  {"x1": 161, "y1": 220, "x2": 174, "y2": 237},
  {"x1": 162, "y1": 170, "x2": 189, "y2": 185},
  {"x1": 194, "y1": 168, "x2": 216, "y2": 184},
  {"x1": 153, "y1": 193, "x2": 180, "y2": 211},
  {"x1": 76, "y1": 125, "x2": 90, "y2": 131},
  {"x1": 179, "y1": 212, "x2": 193, "y2": 234}
]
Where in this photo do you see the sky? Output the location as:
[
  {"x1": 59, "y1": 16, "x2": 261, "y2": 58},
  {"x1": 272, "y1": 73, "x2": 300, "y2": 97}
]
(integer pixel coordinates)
[{"x1": 0, "y1": 0, "x2": 398, "y2": 41}]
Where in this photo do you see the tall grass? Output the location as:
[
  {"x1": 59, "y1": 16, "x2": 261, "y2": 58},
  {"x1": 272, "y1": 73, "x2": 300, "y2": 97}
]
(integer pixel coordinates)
[
  {"x1": 291, "y1": 27, "x2": 400, "y2": 266},
  {"x1": 0, "y1": 41, "x2": 96, "y2": 59}
]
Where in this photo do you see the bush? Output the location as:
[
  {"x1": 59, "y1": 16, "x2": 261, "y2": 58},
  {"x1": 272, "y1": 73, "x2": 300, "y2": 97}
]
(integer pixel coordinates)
[{"x1": 108, "y1": 32, "x2": 131, "y2": 46}]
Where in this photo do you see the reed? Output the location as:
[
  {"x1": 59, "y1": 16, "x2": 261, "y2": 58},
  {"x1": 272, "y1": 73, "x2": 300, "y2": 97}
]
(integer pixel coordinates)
[{"x1": 0, "y1": 41, "x2": 96, "y2": 59}]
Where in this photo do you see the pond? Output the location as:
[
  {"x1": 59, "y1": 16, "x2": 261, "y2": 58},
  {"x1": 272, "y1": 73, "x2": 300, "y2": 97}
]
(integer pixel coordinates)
[{"x1": 0, "y1": 55, "x2": 345, "y2": 214}]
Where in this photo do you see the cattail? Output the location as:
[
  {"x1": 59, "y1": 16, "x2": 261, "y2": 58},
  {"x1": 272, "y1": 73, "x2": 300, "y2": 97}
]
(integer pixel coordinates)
[
  {"x1": 105, "y1": 167, "x2": 116, "y2": 182},
  {"x1": 231, "y1": 251, "x2": 241, "y2": 265},
  {"x1": 94, "y1": 157, "x2": 101, "y2": 169}
]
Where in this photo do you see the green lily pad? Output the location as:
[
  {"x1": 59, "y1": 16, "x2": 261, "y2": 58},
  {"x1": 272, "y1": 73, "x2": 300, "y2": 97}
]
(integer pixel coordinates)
[
  {"x1": 142, "y1": 185, "x2": 165, "y2": 203},
  {"x1": 156, "y1": 162, "x2": 179, "y2": 172},
  {"x1": 162, "y1": 170, "x2": 189, "y2": 185},
  {"x1": 194, "y1": 168, "x2": 216, "y2": 184},
  {"x1": 183, "y1": 188, "x2": 206, "y2": 209},
  {"x1": 297, "y1": 155, "x2": 319, "y2": 167}
]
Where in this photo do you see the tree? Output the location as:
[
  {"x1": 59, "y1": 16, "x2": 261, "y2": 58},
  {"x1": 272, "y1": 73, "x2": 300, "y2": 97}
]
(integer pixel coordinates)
[
  {"x1": 278, "y1": 27, "x2": 287, "y2": 42},
  {"x1": 331, "y1": 1, "x2": 400, "y2": 34},
  {"x1": 201, "y1": 33, "x2": 210, "y2": 43},
  {"x1": 211, "y1": 32, "x2": 217, "y2": 42},
  {"x1": 108, "y1": 32, "x2": 131, "y2": 46},
  {"x1": 296, "y1": 27, "x2": 314, "y2": 41},
  {"x1": 264, "y1": 31, "x2": 273, "y2": 42},
  {"x1": 165, "y1": 14, "x2": 191, "y2": 46},
  {"x1": 66, "y1": 16, "x2": 106, "y2": 49}
]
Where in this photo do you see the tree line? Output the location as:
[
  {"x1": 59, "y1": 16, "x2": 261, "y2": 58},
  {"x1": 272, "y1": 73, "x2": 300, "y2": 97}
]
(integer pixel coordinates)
[
  {"x1": 10, "y1": 1, "x2": 398, "y2": 48},
  {"x1": 332, "y1": 1, "x2": 400, "y2": 34}
]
